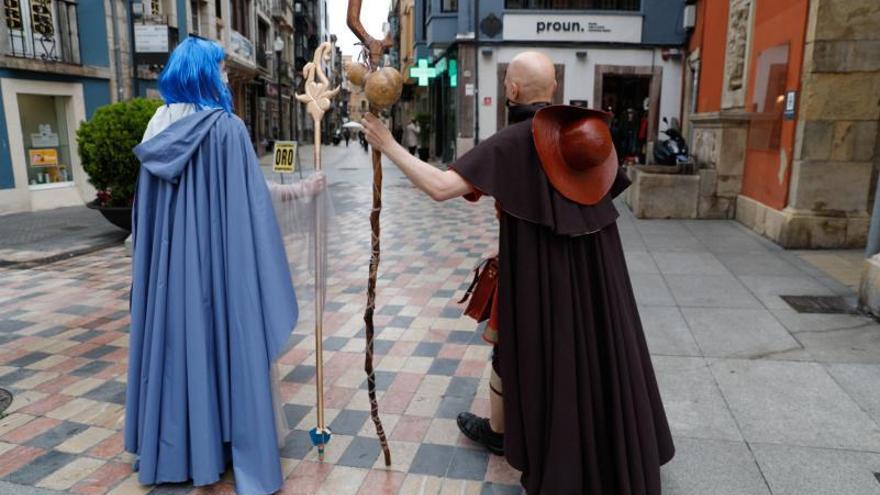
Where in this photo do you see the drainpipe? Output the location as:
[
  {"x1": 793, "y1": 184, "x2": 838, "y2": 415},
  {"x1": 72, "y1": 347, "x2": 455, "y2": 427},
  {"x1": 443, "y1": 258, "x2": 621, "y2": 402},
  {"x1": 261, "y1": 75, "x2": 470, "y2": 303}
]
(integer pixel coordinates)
[
  {"x1": 473, "y1": 0, "x2": 479, "y2": 145},
  {"x1": 109, "y1": 0, "x2": 126, "y2": 101},
  {"x1": 127, "y1": 0, "x2": 139, "y2": 98}
]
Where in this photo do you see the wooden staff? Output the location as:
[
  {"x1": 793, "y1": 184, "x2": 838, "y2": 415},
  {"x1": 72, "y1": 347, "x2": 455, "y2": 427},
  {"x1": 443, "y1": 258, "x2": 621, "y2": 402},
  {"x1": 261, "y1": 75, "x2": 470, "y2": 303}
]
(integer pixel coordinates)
[
  {"x1": 295, "y1": 42, "x2": 339, "y2": 461},
  {"x1": 347, "y1": 0, "x2": 394, "y2": 467}
]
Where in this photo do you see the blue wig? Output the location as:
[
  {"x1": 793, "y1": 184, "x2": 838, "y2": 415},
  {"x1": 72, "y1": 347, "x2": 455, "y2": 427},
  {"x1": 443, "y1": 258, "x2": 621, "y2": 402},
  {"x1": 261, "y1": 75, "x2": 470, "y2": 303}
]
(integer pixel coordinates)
[{"x1": 158, "y1": 37, "x2": 233, "y2": 113}]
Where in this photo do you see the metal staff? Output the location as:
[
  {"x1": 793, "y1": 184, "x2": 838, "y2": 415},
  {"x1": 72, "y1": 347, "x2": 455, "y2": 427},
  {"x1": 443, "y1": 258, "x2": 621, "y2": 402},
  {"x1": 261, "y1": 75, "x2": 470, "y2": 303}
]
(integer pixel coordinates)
[
  {"x1": 347, "y1": 0, "x2": 394, "y2": 467},
  {"x1": 295, "y1": 42, "x2": 340, "y2": 461}
]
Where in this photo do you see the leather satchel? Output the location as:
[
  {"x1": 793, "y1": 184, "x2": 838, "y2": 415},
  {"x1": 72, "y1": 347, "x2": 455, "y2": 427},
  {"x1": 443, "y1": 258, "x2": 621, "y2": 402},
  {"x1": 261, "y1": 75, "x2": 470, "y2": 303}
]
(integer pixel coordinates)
[{"x1": 458, "y1": 256, "x2": 499, "y2": 323}]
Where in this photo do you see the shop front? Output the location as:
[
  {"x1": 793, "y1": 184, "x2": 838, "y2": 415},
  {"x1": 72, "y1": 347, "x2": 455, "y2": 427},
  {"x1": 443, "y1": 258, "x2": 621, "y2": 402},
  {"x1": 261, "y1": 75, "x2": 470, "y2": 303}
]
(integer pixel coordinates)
[
  {"x1": 475, "y1": 10, "x2": 683, "y2": 164},
  {"x1": 0, "y1": 78, "x2": 93, "y2": 213}
]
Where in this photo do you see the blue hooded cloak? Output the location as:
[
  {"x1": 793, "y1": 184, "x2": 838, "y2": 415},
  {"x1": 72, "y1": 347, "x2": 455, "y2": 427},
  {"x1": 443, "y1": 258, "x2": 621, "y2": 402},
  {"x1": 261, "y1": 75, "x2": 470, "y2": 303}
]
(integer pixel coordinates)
[{"x1": 126, "y1": 107, "x2": 298, "y2": 495}]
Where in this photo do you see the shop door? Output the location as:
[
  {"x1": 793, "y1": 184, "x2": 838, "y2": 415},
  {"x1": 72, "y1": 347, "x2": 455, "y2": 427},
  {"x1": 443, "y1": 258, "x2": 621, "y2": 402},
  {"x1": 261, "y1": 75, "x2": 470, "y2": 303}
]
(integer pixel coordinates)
[{"x1": 601, "y1": 74, "x2": 652, "y2": 164}]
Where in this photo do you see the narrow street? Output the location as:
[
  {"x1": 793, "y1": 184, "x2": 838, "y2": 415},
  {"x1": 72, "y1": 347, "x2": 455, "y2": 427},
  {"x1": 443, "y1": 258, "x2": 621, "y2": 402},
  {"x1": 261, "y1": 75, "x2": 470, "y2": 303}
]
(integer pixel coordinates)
[{"x1": 1, "y1": 144, "x2": 879, "y2": 495}]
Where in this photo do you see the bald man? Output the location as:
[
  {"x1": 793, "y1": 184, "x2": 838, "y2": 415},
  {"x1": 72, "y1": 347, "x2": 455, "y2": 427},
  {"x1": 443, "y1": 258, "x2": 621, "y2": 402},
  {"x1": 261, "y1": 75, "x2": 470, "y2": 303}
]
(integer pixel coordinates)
[{"x1": 363, "y1": 51, "x2": 674, "y2": 495}]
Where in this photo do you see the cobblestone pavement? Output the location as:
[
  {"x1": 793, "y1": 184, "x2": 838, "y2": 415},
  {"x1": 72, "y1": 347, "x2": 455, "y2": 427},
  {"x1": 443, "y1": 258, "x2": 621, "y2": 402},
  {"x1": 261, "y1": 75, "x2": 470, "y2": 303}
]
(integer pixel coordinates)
[{"x1": 1, "y1": 145, "x2": 880, "y2": 494}]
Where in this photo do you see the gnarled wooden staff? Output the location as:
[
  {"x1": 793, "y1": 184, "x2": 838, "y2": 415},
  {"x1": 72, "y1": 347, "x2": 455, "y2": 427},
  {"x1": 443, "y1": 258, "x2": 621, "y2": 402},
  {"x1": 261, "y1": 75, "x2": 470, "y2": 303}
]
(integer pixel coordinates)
[
  {"x1": 347, "y1": 0, "x2": 399, "y2": 468},
  {"x1": 295, "y1": 42, "x2": 339, "y2": 461}
]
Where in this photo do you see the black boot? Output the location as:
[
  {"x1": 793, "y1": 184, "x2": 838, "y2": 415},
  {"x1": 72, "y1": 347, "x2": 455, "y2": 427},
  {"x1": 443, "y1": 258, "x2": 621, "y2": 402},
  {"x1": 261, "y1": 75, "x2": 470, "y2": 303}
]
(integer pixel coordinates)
[{"x1": 457, "y1": 412, "x2": 504, "y2": 456}]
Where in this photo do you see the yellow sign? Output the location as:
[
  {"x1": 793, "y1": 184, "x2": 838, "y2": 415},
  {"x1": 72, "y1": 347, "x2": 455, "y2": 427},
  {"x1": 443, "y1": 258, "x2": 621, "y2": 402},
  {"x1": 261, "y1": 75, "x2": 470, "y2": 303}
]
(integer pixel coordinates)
[
  {"x1": 273, "y1": 141, "x2": 297, "y2": 173},
  {"x1": 29, "y1": 148, "x2": 58, "y2": 167}
]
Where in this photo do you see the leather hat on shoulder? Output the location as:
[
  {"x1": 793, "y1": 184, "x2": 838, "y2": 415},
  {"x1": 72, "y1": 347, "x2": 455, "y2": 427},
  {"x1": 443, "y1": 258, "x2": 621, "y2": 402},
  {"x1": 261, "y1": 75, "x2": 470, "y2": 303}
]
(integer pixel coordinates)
[{"x1": 532, "y1": 105, "x2": 619, "y2": 206}]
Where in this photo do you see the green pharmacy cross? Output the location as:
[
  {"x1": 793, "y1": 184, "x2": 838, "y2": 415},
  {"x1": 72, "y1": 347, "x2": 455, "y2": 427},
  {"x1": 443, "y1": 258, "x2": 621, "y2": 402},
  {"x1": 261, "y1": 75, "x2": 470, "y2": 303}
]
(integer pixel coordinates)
[{"x1": 410, "y1": 58, "x2": 437, "y2": 86}]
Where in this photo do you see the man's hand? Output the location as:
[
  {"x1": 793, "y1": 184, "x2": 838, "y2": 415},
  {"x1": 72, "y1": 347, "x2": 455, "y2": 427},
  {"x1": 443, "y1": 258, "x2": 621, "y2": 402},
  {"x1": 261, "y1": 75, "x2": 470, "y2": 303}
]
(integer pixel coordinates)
[{"x1": 361, "y1": 113, "x2": 396, "y2": 154}]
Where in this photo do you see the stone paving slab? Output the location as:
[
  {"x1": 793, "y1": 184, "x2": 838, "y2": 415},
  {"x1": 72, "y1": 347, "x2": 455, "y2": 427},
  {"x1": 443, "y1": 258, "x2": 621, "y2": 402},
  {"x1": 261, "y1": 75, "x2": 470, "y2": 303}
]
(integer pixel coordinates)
[
  {"x1": 0, "y1": 207, "x2": 127, "y2": 266},
  {"x1": 660, "y1": 437, "x2": 771, "y2": 495},
  {"x1": 751, "y1": 443, "x2": 880, "y2": 495},
  {"x1": 709, "y1": 359, "x2": 880, "y2": 452}
]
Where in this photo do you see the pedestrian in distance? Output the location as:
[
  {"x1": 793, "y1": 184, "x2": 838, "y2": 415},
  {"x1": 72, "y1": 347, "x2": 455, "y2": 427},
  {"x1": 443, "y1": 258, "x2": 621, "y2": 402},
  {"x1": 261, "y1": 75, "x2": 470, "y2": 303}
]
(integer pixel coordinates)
[
  {"x1": 362, "y1": 50, "x2": 674, "y2": 495},
  {"x1": 404, "y1": 117, "x2": 421, "y2": 155}
]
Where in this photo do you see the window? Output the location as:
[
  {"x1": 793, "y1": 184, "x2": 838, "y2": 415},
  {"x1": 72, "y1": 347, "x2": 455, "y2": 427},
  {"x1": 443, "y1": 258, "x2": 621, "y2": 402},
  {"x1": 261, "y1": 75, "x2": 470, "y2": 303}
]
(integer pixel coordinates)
[
  {"x1": 505, "y1": 0, "x2": 640, "y2": 10},
  {"x1": 441, "y1": 0, "x2": 457, "y2": 12},
  {"x1": 4, "y1": 0, "x2": 81, "y2": 64},
  {"x1": 256, "y1": 19, "x2": 269, "y2": 68},
  {"x1": 190, "y1": 0, "x2": 200, "y2": 35},
  {"x1": 231, "y1": 0, "x2": 249, "y2": 37},
  {"x1": 17, "y1": 94, "x2": 74, "y2": 187}
]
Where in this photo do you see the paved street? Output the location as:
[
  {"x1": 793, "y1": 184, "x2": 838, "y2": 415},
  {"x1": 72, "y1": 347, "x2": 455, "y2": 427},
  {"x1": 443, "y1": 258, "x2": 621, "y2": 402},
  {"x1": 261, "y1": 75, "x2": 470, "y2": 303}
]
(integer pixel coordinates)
[
  {"x1": 0, "y1": 208, "x2": 127, "y2": 267},
  {"x1": 1, "y1": 144, "x2": 880, "y2": 494}
]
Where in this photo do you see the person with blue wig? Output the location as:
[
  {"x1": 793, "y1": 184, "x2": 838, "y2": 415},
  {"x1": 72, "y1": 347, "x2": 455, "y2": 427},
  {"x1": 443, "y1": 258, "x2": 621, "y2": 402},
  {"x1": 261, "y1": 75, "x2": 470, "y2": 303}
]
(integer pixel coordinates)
[{"x1": 126, "y1": 36, "x2": 317, "y2": 494}]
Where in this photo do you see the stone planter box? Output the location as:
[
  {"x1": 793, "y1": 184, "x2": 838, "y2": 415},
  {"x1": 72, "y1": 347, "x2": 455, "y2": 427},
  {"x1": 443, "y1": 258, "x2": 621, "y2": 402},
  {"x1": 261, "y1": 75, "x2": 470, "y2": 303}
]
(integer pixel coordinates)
[{"x1": 624, "y1": 166, "x2": 700, "y2": 219}]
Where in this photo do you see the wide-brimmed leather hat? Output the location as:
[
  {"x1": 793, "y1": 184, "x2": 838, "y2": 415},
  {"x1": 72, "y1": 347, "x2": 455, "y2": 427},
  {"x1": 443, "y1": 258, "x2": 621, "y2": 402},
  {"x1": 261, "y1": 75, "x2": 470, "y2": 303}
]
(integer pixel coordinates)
[{"x1": 532, "y1": 105, "x2": 619, "y2": 206}]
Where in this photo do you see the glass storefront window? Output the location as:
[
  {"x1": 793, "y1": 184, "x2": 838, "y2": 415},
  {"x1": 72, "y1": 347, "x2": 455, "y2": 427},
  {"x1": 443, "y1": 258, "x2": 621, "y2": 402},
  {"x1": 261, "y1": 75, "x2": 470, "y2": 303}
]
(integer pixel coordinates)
[
  {"x1": 505, "y1": 0, "x2": 640, "y2": 10},
  {"x1": 16, "y1": 93, "x2": 73, "y2": 187}
]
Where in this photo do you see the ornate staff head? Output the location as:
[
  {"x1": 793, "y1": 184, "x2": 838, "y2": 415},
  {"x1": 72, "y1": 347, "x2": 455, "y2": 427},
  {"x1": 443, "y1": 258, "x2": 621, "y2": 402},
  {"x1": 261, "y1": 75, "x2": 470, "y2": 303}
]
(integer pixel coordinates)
[
  {"x1": 295, "y1": 42, "x2": 341, "y2": 124},
  {"x1": 346, "y1": 0, "x2": 393, "y2": 67},
  {"x1": 345, "y1": 0, "x2": 403, "y2": 111}
]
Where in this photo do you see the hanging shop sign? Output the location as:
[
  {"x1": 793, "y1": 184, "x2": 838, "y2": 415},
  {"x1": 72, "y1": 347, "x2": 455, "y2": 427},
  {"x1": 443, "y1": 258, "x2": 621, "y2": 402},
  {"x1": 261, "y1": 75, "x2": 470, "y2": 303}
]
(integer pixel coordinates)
[
  {"x1": 409, "y1": 59, "x2": 437, "y2": 87},
  {"x1": 503, "y1": 14, "x2": 642, "y2": 43},
  {"x1": 448, "y1": 59, "x2": 458, "y2": 88}
]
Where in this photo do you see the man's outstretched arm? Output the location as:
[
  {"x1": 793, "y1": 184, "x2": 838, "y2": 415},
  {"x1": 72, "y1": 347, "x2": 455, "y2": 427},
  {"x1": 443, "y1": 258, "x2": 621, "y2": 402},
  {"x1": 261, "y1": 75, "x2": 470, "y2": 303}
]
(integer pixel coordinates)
[{"x1": 362, "y1": 113, "x2": 472, "y2": 202}]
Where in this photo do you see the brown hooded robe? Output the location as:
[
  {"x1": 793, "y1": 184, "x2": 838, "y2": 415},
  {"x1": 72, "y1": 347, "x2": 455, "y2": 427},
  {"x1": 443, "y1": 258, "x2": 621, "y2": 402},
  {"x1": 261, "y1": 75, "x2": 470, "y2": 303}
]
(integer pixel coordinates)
[{"x1": 449, "y1": 104, "x2": 675, "y2": 495}]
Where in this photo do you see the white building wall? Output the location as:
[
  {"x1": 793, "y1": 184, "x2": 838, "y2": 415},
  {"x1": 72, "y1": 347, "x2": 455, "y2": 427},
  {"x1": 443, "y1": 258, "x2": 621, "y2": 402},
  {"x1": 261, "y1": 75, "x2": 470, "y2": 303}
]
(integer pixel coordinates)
[{"x1": 476, "y1": 45, "x2": 683, "y2": 139}]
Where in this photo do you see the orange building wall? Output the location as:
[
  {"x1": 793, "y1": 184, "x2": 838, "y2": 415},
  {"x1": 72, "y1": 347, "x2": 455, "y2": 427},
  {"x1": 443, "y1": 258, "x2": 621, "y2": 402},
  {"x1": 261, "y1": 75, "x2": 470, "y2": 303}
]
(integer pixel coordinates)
[
  {"x1": 694, "y1": 0, "x2": 729, "y2": 113},
  {"x1": 739, "y1": 0, "x2": 810, "y2": 210}
]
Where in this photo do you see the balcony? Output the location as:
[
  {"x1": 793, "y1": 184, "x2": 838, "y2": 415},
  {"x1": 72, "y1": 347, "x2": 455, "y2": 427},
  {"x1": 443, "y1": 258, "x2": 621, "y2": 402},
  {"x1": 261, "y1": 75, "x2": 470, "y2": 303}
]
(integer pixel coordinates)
[{"x1": 2, "y1": 0, "x2": 80, "y2": 65}]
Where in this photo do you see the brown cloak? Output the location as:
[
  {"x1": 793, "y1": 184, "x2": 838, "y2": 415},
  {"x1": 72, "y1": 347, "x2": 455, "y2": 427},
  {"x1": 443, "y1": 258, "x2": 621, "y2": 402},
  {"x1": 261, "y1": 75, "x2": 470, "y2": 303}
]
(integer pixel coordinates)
[{"x1": 450, "y1": 106, "x2": 675, "y2": 495}]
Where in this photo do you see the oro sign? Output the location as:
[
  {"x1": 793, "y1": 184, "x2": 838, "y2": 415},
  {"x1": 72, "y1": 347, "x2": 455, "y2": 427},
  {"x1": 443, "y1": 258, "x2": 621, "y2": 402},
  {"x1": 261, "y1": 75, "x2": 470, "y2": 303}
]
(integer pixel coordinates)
[{"x1": 273, "y1": 141, "x2": 297, "y2": 173}]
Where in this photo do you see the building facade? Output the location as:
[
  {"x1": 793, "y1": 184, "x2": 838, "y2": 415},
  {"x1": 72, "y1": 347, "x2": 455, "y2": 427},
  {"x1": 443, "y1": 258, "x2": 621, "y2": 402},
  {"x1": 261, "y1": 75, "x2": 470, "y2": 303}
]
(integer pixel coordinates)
[
  {"x1": 389, "y1": 0, "x2": 430, "y2": 147},
  {"x1": 0, "y1": 0, "x2": 120, "y2": 213},
  {"x1": 408, "y1": 0, "x2": 688, "y2": 162},
  {"x1": 131, "y1": 0, "x2": 326, "y2": 155},
  {"x1": 0, "y1": 0, "x2": 330, "y2": 213},
  {"x1": 684, "y1": 0, "x2": 880, "y2": 248}
]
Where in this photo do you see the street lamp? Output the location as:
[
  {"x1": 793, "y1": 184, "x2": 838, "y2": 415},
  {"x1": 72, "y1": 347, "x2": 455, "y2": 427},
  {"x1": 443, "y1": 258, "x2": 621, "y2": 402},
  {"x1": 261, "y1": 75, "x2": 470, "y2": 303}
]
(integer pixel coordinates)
[{"x1": 274, "y1": 36, "x2": 284, "y2": 140}]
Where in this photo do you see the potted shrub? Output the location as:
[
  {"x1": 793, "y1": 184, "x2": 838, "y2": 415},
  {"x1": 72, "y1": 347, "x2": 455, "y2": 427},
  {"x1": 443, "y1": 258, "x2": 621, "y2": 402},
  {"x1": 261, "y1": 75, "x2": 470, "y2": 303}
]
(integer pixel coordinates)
[
  {"x1": 414, "y1": 112, "x2": 432, "y2": 161},
  {"x1": 77, "y1": 98, "x2": 163, "y2": 232}
]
